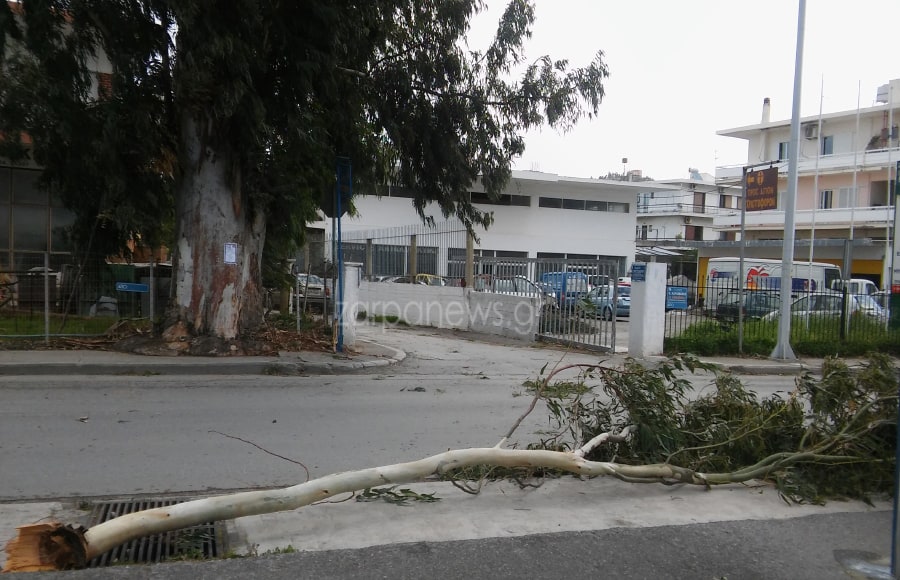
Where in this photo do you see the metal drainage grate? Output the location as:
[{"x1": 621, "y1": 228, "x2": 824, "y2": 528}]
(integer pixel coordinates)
[{"x1": 87, "y1": 498, "x2": 226, "y2": 567}]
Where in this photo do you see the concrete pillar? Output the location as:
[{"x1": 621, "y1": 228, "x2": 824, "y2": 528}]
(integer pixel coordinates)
[
  {"x1": 409, "y1": 234, "x2": 418, "y2": 277},
  {"x1": 341, "y1": 262, "x2": 363, "y2": 347},
  {"x1": 628, "y1": 262, "x2": 667, "y2": 358},
  {"x1": 365, "y1": 239, "x2": 374, "y2": 280}
]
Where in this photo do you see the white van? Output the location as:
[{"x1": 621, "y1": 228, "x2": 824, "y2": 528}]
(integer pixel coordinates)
[
  {"x1": 703, "y1": 257, "x2": 842, "y2": 314},
  {"x1": 832, "y1": 278, "x2": 878, "y2": 297}
]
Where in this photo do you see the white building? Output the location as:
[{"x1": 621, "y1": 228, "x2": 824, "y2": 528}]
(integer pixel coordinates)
[
  {"x1": 313, "y1": 170, "x2": 676, "y2": 277},
  {"x1": 713, "y1": 78, "x2": 898, "y2": 288}
]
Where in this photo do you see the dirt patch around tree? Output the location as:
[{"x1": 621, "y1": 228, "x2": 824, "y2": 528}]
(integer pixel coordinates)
[{"x1": 0, "y1": 314, "x2": 337, "y2": 356}]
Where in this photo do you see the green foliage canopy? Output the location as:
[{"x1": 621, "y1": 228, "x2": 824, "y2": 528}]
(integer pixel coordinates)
[{"x1": 1, "y1": 1, "x2": 608, "y2": 265}]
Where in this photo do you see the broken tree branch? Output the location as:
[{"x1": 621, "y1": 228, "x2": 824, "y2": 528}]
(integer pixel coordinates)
[{"x1": 2, "y1": 444, "x2": 862, "y2": 572}]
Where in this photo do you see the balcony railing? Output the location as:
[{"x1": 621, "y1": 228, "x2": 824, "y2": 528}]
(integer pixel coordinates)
[
  {"x1": 713, "y1": 205, "x2": 893, "y2": 229},
  {"x1": 716, "y1": 145, "x2": 899, "y2": 182}
]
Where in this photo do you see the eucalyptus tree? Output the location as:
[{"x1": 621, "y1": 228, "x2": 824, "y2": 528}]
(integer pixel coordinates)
[{"x1": 0, "y1": 0, "x2": 608, "y2": 340}]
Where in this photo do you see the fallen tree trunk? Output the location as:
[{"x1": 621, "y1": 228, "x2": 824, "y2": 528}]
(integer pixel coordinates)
[{"x1": 3, "y1": 444, "x2": 850, "y2": 572}]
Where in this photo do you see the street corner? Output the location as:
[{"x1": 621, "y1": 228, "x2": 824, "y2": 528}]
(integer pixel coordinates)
[{"x1": 348, "y1": 339, "x2": 407, "y2": 367}]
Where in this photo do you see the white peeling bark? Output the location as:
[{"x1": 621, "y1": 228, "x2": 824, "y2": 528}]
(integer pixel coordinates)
[{"x1": 171, "y1": 114, "x2": 266, "y2": 339}]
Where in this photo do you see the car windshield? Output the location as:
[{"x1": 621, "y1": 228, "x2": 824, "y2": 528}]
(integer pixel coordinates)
[
  {"x1": 299, "y1": 274, "x2": 323, "y2": 285},
  {"x1": 616, "y1": 285, "x2": 631, "y2": 297},
  {"x1": 855, "y1": 295, "x2": 881, "y2": 309}
]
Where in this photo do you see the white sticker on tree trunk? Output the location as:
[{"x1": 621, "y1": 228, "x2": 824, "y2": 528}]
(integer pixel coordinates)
[{"x1": 224, "y1": 243, "x2": 237, "y2": 265}]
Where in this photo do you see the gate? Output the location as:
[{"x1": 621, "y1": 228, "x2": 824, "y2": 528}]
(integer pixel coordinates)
[{"x1": 474, "y1": 257, "x2": 620, "y2": 352}]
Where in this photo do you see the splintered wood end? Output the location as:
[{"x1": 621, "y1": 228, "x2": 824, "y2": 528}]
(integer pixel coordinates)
[{"x1": 3, "y1": 522, "x2": 87, "y2": 572}]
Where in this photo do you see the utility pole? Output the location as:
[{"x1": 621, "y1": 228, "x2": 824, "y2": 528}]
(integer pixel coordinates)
[{"x1": 771, "y1": 0, "x2": 806, "y2": 361}]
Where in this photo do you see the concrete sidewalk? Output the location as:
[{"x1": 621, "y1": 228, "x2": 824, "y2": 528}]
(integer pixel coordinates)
[
  {"x1": 0, "y1": 323, "x2": 852, "y2": 377},
  {"x1": 0, "y1": 335, "x2": 407, "y2": 376}
]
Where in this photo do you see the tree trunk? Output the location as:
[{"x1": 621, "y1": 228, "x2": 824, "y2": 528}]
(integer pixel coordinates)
[{"x1": 169, "y1": 115, "x2": 266, "y2": 340}]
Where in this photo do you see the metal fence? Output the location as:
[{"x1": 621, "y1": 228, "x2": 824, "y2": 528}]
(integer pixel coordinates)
[
  {"x1": 0, "y1": 252, "x2": 169, "y2": 339},
  {"x1": 664, "y1": 278, "x2": 898, "y2": 354},
  {"x1": 474, "y1": 256, "x2": 620, "y2": 351},
  {"x1": 327, "y1": 220, "x2": 469, "y2": 282}
]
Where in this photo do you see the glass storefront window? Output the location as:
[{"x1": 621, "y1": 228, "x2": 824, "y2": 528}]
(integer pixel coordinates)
[
  {"x1": 12, "y1": 169, "x2": 45, "y2": 205},
  {"x1": 51, "y1": 207, "x2": 76, "y2": 252},
  {"x1": 0, "y1": 168, "x2": 10, "y2": 203},
  {"x1": 0, "y1": 204, "x2": 9, "y2": 249},
  {"x1": 12, "y1": 206, "x2": 48, "y2": 251}
]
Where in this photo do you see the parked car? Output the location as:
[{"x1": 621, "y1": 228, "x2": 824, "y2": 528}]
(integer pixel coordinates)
[
  {"x1": 715, "y1": 290, "x2": 779, "y2": 322},
  {"x1": 539, "y1": 271, "x2": 589, "y2": 307},
  {"x1": 295, "y1": 274, "x2": 329, "y2": 301},
  {"x1": 387, "y1": 273, "x2": 447, "y2": 286},
  {"x1": 761, "y1": 291, "x2": 885, "y2": 321},
  {"x1": 872, "y1": 291, "x2": 891, "y2": 310},
  {"x1": 583, "y1": 284, "x2": 630, "y2": 320},
  {"x1": 489, "y1": 276, "x2": 558, "y2": 309}
]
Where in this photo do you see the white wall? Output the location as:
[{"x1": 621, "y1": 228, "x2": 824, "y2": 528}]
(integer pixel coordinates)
[{"x1": 357, "y1": 281, "x2": 541, "y2": 341}]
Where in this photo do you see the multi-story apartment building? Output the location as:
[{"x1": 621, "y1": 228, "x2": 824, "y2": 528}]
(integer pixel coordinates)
[
  {"x1": 635, "y1": 169, "x2": 742, "y2": 243},
  {"x1": 713, "y1": 78, "x2": 898, "y2": 288}
]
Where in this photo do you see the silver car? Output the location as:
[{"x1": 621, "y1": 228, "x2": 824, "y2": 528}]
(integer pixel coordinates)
[{"x1": 762, "y1": 291, "x2": 884, "y2": 321}]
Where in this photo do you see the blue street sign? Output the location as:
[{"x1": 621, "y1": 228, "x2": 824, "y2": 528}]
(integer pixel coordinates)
[
  {"x1": 631, "y1": 262, "x2": 647, "y2": 282},
  {"x1": 115, "y1": 282, "x2": 149, "y2": 293},
  {"x1": 666, "y1": 286, "x2": 689, "y2": 310}
]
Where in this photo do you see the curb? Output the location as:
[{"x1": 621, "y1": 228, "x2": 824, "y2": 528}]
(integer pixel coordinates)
[{"x1": 0, "y1": 340, "x2": 408, "y2": 377}]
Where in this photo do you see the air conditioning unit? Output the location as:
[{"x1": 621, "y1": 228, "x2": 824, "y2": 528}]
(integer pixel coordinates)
[
  {"x1": 803, "y1": 123, "x2": 819, "y2": 139},
  {"x1": 683, "y1": 216, "x2": 693, "y2": 224}
]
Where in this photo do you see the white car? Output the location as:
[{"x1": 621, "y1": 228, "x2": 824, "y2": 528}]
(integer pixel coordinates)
[
  {"x1": 296, "y1": 274, "x2": 329, "y2": 300},
  {"x1": 762, "y1": 291, "x2": 884, "y2": 321}
]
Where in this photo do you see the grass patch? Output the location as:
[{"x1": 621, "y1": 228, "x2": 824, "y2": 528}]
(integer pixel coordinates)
[
  {"x1": 666, "y1": 316, "x2": 900, "y2": 357},
  {"x1": 368, "y1": 314, "x2": 409, "y2": 326},
  {"x1": 0, "y1": 311, "x2": 121, "y2": 337}
]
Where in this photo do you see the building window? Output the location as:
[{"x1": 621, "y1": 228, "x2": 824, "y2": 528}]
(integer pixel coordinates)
[
  {"x1": 821, "y1": 135, "x2": 834, "y2": 155},
  {"x1": 640, "y1": 225, "x2": 649, "y2": 240},
  {"x1": 470, "y1": 192, "x2": 530, "y2": 206},
  {"x1": 819, "y1": 189, "x2": 833, "y2": 209},
  {"x1": 777, "y1": 141, "x2": 790, "y2": 160},
  {"x1": 837, "y1": 187, "x2": 855, "y2": 208},
  {"x1": 538, "y1": 197, "x2": 562, "y2": 208},
  {"x1": 586, "y1": 200, "x2": 608, "y2": 211},
  {"x1": 684, "y1": 225, "x2": 704, "y2": 241},
  {"x1": 562, "y1": 198, "x2": 585, "y2": 210},
  {"x1": 718, "y1": 195, "x2": 730, "y2": 209},
  {"x1": 607, "y1": 202, "x2": 629, "y2": 213}
]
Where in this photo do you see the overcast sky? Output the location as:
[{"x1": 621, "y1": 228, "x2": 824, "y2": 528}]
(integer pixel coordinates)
[{"x1": 466, "y1": 0, "x2": 900, "y2": 181}]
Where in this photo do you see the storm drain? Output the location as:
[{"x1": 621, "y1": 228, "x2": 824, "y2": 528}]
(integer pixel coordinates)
[{"x1": 87, "y1": 498, "x2": 226, "y2": 567}]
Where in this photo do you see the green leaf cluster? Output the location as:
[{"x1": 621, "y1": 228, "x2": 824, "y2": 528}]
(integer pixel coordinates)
[{"x1": 535, "y1": 354, "x2": 898, "y2": 504}]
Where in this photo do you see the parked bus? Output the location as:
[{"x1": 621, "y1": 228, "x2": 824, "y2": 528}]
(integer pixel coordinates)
[{"x1": 701, "y1": 257, "x2": 842, "y2": 313}]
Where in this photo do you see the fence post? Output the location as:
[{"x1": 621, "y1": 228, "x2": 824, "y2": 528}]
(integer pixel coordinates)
[
  {"x1": 409, "y1": 234, "x2": 417, "y2": 277},
  {"x1": 43, "y1": 252, "x2": 50, "y2": 345},
  {"x1": 465, "y1": 232, "x2": 475, "y2": 288},
  {"x1": 149, "y1": 259, "x2": 155, "y2": 323},
  {"x1": 365, "y1": 239, "x2": 373, "y2": 280}
]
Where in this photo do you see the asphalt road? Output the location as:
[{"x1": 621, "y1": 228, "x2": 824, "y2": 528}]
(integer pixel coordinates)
[{"x1": 0, "y1": 344, "x2": 798, "y2": 501}]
